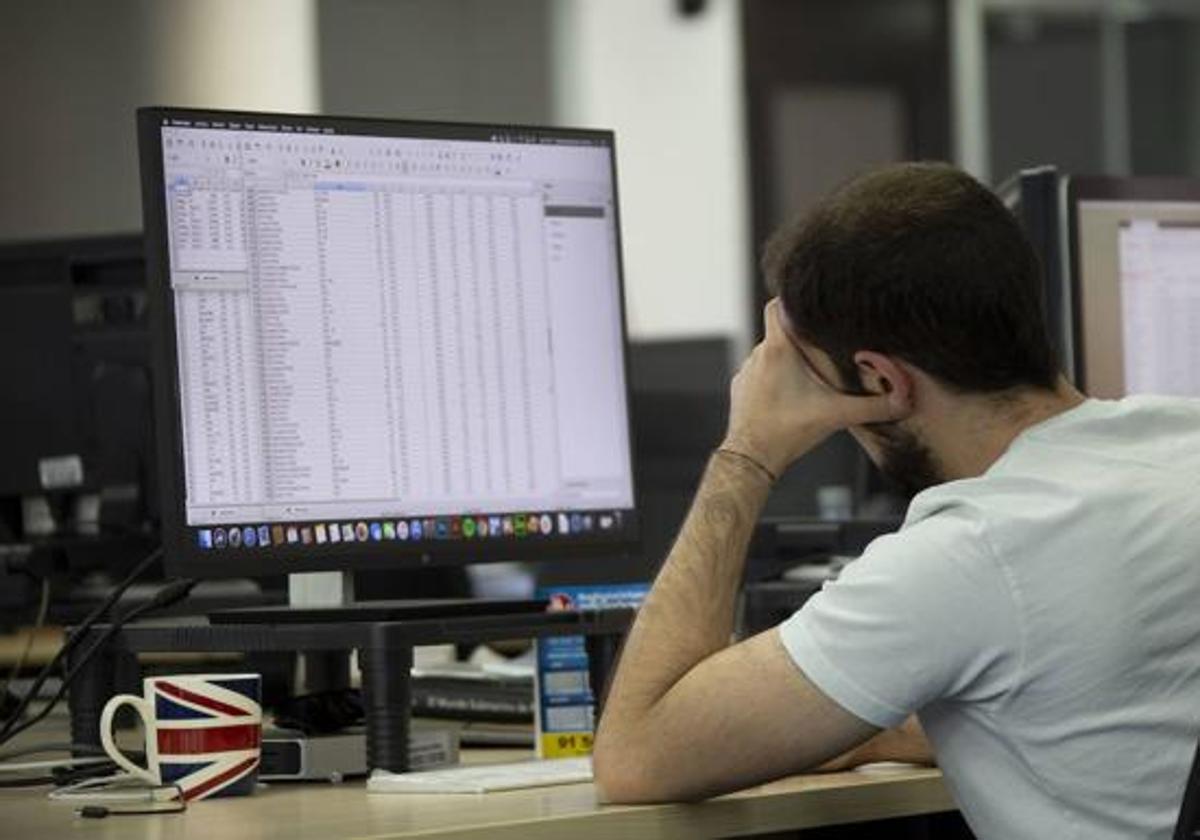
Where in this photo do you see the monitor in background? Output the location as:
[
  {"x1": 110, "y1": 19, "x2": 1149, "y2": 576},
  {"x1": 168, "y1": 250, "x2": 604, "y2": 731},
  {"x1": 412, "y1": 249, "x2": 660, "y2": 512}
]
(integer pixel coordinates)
[
  {"x1": 620, "y1": 337, "x2": 731, "y2": 582},
  {"x1": 0, "y1": 234, "x2": 160, "y2": 626},
  {"x1": 137, "y1": 108, "x2": 638, "y2": 585},
  {"x1": 1067, "y1": 177, "x2": 1200, "y2": 398},
  {"x1": 997, "y1": 165, "x2": 1073, "y2": 380},
  {"x1": 629, "y1": 337, "x2": 731, "y2": 464},
  {"x1": 0, "y1": 234, "x2": 155, "y2": 541}
]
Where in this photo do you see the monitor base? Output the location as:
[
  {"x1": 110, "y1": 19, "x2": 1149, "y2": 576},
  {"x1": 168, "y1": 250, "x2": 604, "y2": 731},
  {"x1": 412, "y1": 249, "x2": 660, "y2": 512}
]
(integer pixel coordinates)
[{"x1": 209, "y1": 598, "x2": 549, "y2": 625}]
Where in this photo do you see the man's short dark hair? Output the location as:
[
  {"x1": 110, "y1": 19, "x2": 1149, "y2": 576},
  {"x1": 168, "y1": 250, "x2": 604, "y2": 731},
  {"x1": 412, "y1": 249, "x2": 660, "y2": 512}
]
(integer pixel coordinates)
[{"x1": 763, "y1": 162, "x2": 1059, "y2": 394}]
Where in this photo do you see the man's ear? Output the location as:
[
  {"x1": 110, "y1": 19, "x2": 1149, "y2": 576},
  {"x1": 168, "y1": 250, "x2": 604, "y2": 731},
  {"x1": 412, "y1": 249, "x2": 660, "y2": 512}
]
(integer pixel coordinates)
[{"x1": 852, "y1": 351, "x2": 915, "y2": 417}]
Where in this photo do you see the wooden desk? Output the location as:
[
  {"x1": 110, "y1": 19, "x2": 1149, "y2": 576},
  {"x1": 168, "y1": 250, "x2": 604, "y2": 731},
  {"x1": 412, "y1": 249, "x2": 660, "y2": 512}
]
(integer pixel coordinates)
[{"x1": 1, "y1": 761, "x2": 953, "y2": 840}]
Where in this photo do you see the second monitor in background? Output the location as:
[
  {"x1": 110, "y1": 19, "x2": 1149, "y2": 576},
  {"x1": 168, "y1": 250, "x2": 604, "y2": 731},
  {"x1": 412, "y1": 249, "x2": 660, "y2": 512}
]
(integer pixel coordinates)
[
  {"x1": 1067, "y1": 176, "x2": 1200, "y2": 399},
  {"x1": 623, "y1": 337, "x2": 731, "y2": 580}
]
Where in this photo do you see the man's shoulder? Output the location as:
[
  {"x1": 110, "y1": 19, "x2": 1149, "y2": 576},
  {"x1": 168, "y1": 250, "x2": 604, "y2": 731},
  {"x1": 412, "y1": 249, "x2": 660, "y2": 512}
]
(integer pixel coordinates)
[
  {"x1": 898, "y1": 464, "x2": 1088, "y2": 568},
  {"x1": 901, "y1": 477, "x2": 1005, "y2": 538},
  {"x1": 888, "y1": 395, "x2": 1200, "y2": 579},
  {"x1": 1018, "y1": 395, "x2": 1200, "y2": 464},
  {"x1": 1086, "y1": 394, "x2": 1200, "y2": 421},
  {"x1": 886, "y1": 473, "x2": 1065, "y2": 581},
  {"x1": 906, "y1": 395, "x2": 1200, "y2": 524},
  {"x1": 851, "y1": 496, "x2": 997, "y2": 587}
]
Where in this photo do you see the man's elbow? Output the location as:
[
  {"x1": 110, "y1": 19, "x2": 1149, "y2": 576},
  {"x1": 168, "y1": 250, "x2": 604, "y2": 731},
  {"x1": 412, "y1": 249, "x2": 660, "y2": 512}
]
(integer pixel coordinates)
[
  {"x1": 592, "y1": 733, "x2": 645, "y2": 803},
  {"x1": 592, "y1": 732, "x2": 672, "y2": 804}
]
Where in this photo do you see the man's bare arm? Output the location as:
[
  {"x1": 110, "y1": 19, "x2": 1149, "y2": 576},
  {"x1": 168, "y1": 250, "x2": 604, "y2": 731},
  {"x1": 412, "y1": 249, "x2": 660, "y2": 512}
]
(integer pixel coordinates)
[
  {"x1": 592, "y1": 301, "x2": 912, "y2": 803},
  {"x1": 597, "y1": 451, "x2": 770, "y2": 725},
  {"x1": 817, "y1": 716, "x2": 936, "y2": 772},
  {"x1": 592, "y1": 452, "x2": 880, "y2": 802}
]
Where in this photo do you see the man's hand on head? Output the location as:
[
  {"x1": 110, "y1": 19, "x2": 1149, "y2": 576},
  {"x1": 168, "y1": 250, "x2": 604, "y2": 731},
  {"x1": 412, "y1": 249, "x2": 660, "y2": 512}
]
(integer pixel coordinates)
[
  {"x1": 721, "y1": 299, "x2": 908, "y2": 478},
  {"x1": 593, "y1": 299, "x2": 908, "y2": 804}
]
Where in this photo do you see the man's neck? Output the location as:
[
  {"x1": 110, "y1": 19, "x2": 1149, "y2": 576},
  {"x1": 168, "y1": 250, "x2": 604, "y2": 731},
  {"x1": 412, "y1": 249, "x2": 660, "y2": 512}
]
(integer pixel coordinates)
[{"x1": 925, "y1": 378, "x2": 1086, "y2": 482}]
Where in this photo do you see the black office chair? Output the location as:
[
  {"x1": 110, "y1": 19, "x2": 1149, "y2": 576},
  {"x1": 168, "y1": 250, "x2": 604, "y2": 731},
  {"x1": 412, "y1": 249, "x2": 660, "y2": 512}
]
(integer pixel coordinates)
[{"x1": 1173, "y1": 736, "x2": 1200, "y2": 838}]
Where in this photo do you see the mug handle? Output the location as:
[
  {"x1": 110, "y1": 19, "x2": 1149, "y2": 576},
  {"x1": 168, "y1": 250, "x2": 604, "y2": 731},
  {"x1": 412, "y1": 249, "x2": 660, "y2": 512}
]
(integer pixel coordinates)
[{"x1": 99, "y1": 694, "x2": 159, "y2": 784}]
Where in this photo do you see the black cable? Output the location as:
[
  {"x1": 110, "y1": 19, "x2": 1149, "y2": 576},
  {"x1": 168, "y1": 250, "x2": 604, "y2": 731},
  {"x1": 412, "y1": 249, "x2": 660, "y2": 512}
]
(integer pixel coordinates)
[
  {"x1": 0, "y1": 545, "x2": 163, "y2": 737},
  {"x1": 0, "y1": 545, "x2": 163, "y2": 740},
  {"x1": 0, "y1": 742, "x2": 107, "y2": 762},
  {"x1": 0, "y1": 774, "x2": 55, "y2": 788},
  {"x1": 0, "y1": 747, "x2": 117, "y2": 789},
  {"x1": 1, "y1": 577, "x2": 51, "y2": 698},
  {"x1": 0, "y1": 575, "x2": 194, "y2": 747},
  {"x1": 0, "y1": 578, "x2": 196, "y2": 746},
  {"x1": 77, "y1": 802, "x2": 186, "y2": 817},
  {"x1": 53, "y1": 757, "x2": 122, "y2": 787}
]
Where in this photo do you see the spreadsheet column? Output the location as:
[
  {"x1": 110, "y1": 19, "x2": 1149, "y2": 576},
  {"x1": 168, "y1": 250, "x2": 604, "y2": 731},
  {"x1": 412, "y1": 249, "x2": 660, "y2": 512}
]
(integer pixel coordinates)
[{"x1": 250, "y1": 184, "x2": 334, "y2": 504}]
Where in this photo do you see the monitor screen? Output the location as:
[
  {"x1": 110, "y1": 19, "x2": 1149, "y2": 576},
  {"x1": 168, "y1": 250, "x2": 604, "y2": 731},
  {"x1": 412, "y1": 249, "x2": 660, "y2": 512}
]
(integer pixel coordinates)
[
  {"x1": 1069, "y1": 177, "x2": 1200, "y2": 399},
  {"x1": 138, "y1": 108, "x2": 637, "y2": 578}
]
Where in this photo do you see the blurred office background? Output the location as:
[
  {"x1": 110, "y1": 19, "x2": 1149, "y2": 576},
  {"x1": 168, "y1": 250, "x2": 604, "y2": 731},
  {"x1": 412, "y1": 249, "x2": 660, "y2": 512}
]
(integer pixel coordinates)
[{"x1": 2, "y1": 0, "x2": 1199, "y2": 564}]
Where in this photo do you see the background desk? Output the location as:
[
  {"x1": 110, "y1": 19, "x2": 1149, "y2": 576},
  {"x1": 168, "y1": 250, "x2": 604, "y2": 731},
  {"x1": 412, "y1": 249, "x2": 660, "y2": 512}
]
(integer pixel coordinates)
[
  {"x1": 2, "y1": 759, "x2": 954, "y2": 840},
  {"x1": 0, "y1": 626, "x2": 63, "y2": 668}
]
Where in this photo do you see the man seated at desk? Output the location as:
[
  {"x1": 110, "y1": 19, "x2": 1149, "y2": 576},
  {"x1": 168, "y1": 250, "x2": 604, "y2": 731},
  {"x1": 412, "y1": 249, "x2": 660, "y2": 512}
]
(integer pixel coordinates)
[{"x1": 593, "y1": 162, "x2": 1200, "y2": 839}]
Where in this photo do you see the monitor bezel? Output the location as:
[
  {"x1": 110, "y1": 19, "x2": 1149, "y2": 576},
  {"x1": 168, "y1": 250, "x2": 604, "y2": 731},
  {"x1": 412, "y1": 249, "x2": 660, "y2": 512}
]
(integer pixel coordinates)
[
  {"x1": 138, "y1": 106, "x2": 641, "y2": 579},
  {"x1": 1065, "y1": 175, "x2": 1200, "y2": 391}
]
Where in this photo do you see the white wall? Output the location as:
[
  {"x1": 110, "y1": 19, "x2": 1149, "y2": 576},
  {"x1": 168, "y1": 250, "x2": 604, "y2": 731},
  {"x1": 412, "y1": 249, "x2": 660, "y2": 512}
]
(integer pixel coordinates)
[
  {"x1": 0, "y1": 3, "x2": 150, "y2": 240},
  {"x1": 0, "y1": 0, "x2": 318, "y2": 242},
  {"x1": 2, "y1": 0, "x2": 753, "y2": 350},
  {"x1": 142, "y1": 0, "x2": 319, "y2": 114},
  {"x1": 317, "y1": 0, "x2": 551, "y2": 125},
  {"x1": 551, "y1": 0, "x2": 752, "y2": 349}
]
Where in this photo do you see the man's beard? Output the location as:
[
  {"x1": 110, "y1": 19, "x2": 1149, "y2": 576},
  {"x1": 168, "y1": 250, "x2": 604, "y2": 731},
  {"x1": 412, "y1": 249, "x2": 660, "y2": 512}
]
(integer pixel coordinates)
[{"x1": 866, "y1": 422, "x2": 945, "y2": 499}]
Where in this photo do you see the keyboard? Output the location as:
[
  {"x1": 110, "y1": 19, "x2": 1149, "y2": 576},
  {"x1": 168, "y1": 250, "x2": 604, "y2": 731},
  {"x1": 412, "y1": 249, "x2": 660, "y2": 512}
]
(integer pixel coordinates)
[{"x1": 367, "y1": 757, "x2": 592, "y2": 794}]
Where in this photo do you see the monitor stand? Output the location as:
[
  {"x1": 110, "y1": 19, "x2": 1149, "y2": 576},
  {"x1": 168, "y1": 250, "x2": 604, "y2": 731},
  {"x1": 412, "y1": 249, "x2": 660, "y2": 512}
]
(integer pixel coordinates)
[
  {"x1": 291, "y1": 571, "x2": 355, "y2": 693},
  {"x1": 210, "y1": 571, "x2": 548, "y2": 692},
  {"x1": 289, "y1": 569, "x2": 356, "y2": 609}
]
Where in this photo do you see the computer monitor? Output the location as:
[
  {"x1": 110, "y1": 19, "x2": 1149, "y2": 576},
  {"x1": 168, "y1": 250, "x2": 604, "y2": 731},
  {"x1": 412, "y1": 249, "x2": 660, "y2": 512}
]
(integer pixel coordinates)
[
  {"x1": 1067, "y1": 176, "x2": 1200, "y2": 398},
  {"x1": 997, "y1": 165, "x2": 1073, "y2": 380},
  {"x1": 0, "y1": 234, "x2": 155, "y2": 535},
  {"x1": 137, "y1": 108, "x2": 638, "y2": 580}
]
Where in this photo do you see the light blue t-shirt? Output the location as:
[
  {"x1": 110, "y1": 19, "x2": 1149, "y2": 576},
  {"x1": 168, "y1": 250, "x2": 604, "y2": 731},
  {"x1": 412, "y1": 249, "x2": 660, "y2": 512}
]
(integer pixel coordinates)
[{"x1": 779, "y1": 396, "x2": 1200, "y2": 839}]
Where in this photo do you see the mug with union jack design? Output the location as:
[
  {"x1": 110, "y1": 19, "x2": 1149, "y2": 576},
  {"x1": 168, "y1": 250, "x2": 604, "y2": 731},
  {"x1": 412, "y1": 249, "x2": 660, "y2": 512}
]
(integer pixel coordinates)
[{"x1": 99, "y1": 673, "x2": 262, "y2": 800}]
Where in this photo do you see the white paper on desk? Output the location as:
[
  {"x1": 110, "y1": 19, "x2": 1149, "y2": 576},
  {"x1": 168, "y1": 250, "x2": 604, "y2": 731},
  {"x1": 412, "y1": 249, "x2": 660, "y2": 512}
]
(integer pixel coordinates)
[{"x1": 366, "y1": 757, "x2": 592, "y2": 794}]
